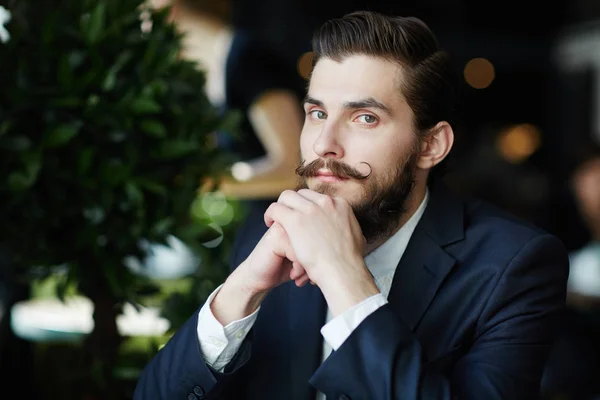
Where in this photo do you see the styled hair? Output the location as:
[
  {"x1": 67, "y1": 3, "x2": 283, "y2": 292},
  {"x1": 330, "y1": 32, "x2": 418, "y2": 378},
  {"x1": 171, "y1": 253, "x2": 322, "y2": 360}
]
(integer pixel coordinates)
[{"x1": 311, "y1": 11, "x2": 463, "y2": 141}]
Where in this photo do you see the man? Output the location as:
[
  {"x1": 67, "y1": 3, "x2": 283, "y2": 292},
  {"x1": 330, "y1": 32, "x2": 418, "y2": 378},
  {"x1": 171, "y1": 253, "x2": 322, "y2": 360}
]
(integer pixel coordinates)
[{"x1": 135, "y1": 11, "x2": 569, "y2": 399}]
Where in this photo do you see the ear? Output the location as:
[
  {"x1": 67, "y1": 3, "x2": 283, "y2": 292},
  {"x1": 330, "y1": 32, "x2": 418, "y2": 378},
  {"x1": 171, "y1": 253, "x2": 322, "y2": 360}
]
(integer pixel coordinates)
[{"x1": 416, "y1": 121, "x2": 454, "y2": 170}]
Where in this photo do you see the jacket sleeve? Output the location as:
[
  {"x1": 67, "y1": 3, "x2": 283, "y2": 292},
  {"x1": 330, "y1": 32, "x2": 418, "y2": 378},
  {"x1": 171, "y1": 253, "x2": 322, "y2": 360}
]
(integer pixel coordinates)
[
  {"x1": 309, "y1": 233, "x2": 569, "y2": 399},
  {"x1": 133, "y1": 310, "x2": 254, "y2": 400}
]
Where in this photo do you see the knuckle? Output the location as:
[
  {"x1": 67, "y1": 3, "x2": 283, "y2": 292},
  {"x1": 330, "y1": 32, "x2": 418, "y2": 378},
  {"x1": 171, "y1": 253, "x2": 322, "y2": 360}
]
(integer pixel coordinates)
[
  {"x1": 317, "y1": 194, "x2": 334, "y2": 208},
  {"x1": 265, "y1": 202, "x2": 277, "y2": 214},
  {"x1": 305, "y1": 201, "x2": 318, "y2": 214},
  {"x1": 278, "y1": 189, "x2": 294, "y2": 202}
]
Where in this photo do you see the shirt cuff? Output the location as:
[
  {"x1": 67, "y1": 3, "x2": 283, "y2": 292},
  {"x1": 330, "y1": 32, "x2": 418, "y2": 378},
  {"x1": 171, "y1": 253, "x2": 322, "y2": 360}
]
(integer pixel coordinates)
[
  {"x1": 320, "y1": 293, "x2": 388, "y2": 351},
  {"x1": 197, "y1": 284, "x2": 260, "y2": 371}
]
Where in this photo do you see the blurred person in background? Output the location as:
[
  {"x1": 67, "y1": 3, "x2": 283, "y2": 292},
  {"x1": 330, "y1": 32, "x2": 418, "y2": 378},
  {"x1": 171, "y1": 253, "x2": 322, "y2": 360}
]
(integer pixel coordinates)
[
  {"x1": 135, "y1": 11, "x2": 568, "y2": 399},
  {"x1": 568, "y1": 143, "x2": 600, "y2": 303},
  {"x1": 542, "y1": 142, "x2": 600, "y2": 400},
  {"x1": 169, "y1": 0, "x2": 306, "y2": 202}
]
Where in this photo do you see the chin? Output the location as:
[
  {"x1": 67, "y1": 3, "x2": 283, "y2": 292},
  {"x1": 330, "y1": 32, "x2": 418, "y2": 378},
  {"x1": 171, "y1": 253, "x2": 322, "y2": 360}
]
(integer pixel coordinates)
[{"x1": 315, "y1": 182, "x2": 362, "y2": 202}]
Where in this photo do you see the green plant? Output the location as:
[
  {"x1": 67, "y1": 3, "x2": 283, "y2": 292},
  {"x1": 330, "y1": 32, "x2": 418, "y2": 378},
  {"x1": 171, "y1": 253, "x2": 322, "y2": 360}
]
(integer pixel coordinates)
[{"x1": 0, "y1": 0, "x2": 240, "y2": 397}]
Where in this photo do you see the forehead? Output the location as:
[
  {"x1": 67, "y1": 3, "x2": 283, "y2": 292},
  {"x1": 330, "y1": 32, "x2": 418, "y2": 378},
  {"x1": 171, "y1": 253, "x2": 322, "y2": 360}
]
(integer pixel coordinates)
[{"x1": 308, "y1": 55, "x2": 406, "y2": 107}]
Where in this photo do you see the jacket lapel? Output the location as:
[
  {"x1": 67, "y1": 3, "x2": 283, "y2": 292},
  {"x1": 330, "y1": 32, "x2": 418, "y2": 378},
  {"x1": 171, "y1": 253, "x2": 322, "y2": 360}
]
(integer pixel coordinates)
[
  {"x1": 288, "y1": 282, "x2": 327, "y2": 400},
  {"x1": 388, "y1": 182, "x2": 465, "y2": 331}
]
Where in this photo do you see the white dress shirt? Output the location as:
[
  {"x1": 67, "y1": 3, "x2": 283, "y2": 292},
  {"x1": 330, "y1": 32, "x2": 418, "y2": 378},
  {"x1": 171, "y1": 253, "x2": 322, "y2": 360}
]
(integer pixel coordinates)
[{"x1": 196, "y1": 188, "x2": 430, "y2": 397}]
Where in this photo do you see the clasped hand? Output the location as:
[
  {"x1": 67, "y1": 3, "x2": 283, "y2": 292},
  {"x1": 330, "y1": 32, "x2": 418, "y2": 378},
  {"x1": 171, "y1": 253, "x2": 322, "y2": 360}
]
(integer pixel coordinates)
[{"x1": 262, "y1": 190, "x2": 380, "y2": 315}]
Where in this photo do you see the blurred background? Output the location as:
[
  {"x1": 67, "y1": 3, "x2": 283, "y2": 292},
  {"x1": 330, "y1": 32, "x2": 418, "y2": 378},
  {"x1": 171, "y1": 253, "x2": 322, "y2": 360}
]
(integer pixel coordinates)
[{"x1": 1, "y1": 0, "x2": 600, "y2": 398}]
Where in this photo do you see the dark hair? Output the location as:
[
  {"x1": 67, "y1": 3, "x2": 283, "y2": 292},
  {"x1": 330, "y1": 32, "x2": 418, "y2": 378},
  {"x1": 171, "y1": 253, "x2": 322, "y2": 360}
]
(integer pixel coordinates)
[{"x1": 311, "y1": 11, "x2": 464, "y2": 179}]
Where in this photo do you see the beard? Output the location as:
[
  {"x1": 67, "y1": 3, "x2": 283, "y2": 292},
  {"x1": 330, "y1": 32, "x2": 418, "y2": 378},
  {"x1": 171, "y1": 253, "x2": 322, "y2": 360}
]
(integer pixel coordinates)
[{"x1": 295, "y1": 152, "x2": 417, "y2": 244}]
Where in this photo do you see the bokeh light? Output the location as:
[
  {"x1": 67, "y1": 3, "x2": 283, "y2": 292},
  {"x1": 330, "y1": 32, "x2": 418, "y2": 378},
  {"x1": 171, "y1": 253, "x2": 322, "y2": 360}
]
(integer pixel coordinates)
[
  {"x1": 297, "y1": 51, "x2": 314, "y2": 80},
  {"x1": 464, "y1": 57, "x2": 495, "y2": 89},
  {"x1": 496, "y1": 123, "x2": 542, "y2": 163}
]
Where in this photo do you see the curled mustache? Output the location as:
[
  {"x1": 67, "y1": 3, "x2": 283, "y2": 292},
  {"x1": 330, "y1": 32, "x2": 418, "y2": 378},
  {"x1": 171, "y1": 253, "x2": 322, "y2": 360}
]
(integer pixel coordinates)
[{"x1": 295, "y1": 159, "x2": 371, "y2": 180}]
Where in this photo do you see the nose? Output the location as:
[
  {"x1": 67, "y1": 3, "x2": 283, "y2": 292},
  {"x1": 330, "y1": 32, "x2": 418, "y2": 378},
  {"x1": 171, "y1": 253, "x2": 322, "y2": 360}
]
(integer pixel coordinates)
[{"x1": 312, "y1": 124, "x2": 344, "y2": 159}]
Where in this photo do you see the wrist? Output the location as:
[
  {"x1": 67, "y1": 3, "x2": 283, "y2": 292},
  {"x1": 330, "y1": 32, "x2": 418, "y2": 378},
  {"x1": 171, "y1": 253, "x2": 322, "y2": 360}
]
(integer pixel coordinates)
[
  {"x1": 211, "y1": 266, "x2": 269, "y2": 325},
  {"x1": 320, "y1": 264, "x2": 380, "y2": 317}
]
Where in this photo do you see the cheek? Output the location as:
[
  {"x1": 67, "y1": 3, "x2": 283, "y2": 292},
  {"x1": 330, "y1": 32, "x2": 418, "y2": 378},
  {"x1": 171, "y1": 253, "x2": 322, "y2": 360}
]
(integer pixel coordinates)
[
  {"x1": 357, "y1": 146, "x2": 403, "y2": 176},
  {"x1": 299, "y1": 130, "x2": 314, "y2": 160}
]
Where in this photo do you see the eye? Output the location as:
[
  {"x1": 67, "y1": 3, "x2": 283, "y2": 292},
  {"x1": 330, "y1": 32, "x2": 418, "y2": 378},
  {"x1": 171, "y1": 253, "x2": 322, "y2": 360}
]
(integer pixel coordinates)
[
  {"x1": 309, "y1": 110, "x2": 327, "y2": 120},
  {"x1": 355, "y1": 114, "x2": 378, "y2": 124}
]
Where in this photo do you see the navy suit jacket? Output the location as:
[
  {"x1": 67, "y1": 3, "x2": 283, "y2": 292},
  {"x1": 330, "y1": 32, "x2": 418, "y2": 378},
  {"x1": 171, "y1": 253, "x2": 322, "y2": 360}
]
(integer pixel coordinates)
[{"x1": 134, "y1": 184, "x2": 569, "y2": 399}]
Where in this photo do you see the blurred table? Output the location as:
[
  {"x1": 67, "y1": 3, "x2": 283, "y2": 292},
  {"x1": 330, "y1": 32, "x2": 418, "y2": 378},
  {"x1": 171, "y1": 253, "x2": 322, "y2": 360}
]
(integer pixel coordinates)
[
  {"x1": 10, "y1": 296, "x2": 170, "y2": 342},
  {"x1": 9, "y1": 234, "x2": 200, "y2": 342}
]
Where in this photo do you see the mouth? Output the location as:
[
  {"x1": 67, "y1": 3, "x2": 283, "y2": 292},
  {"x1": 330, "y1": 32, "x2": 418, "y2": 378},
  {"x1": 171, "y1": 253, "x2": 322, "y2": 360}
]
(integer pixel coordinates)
[{"x1": 313, "y1": 169, "x2": 347, "y2": 183}]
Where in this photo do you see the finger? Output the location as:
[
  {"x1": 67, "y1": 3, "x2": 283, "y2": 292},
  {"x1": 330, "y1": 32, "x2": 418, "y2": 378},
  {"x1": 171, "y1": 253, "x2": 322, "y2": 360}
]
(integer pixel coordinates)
[
  {"x1": 295, "y1": 274, "x2": 310, "y2": 287},
  {"x1": 264, "y1": 202, "x2": 278, "y2": 227},
  {"x1": 289, "y1": 261, "x2": 306, "y2": 280},
  {"x1": 296, "y1": 189, "x2": 333, "y2": 206},
  {"x1": 277, "y1": 189, "x2": 315, "y2": 213},
  {"x1": 264, "y1": 202, "x2": 295, "y2": 229},
  {"x1": 268, "y1": 222, "x2": 299, "y2": 263}
]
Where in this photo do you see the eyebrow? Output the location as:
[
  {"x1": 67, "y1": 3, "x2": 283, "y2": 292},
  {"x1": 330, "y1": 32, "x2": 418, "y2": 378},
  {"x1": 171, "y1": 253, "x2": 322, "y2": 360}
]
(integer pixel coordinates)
[{"x1": 303, "y1": 95, "x2": 392, "y2": 117}]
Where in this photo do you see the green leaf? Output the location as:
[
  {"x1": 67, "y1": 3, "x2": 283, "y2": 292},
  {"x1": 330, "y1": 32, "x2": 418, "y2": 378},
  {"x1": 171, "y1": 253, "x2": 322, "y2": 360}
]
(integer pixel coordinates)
[
  {"x1": 76, "y1": 71, "x2": 98, "y2": 93},
  {"x1": 134, "y1": 283, "x2": 161, "y2": 297},
  {"x1": 131, "y1": 98, "x2": 162, "y2": 114},
  {"x1": 109, "y1": 131, "x2": 127, "y2": 143},
  {"x1": 218, "y1": 109, "x2": 243, "y2": 135},
  {"x1": 83, "y1": 206, "x2": 106, "y2": 225},
  {"x1": 176, "y1": 222, "x2": 220, "y2": 243},
  {"x1": 112, "y1": 50, "x2": 133, "y2": 74},
  {"x1": 102, "y1": 71, "x2": 116, "y2": 91},
  {"x1": 49, "y1": 96, "x2": 80, "y2": 108},
  {"x1": 45, "y1": 123, "x2": 82, "y2": 147},
  {"x1": 142, "y1": 30, "x2": 160, "y2": 67},
  {"x1": 58, "y1": 55, "x2": 73, "y2": 90},
  {"x1": 101, "y1": 51, "x2": 133, "y2": 92},
  {"x1": 56, "y1": 268, "x2": 77, "y2": 302},
  {"x1": 152, "y1": 217, "x2": 174, "y2": 236},
  {"x1": 101, "y1": 160, "x2": 130, "y2": 185},
  {"x1": 87, "y1": 94, "x2": 100, "y2": 107},
  {"x1": 7, "y1": 152, "x2": 43, "y2": 190},
  {"x1": 140, "y1": 119, "x2": 166, "y2": 138},
  {"x1": 41, "y1": 13, "x2": 57, "y2": 44},
  {"x1": 135, "y1": 178, "x2": 167, "y2": 195},
  {"x1": 4, "y1": 136, "x2": 32, "y2": 151},
  {"x1": 87, "y1": 3, "x2": 106, "y2": 44},
  {"x1": 153, "y1": 140, "x2": 199, "y2": 159},
  {"x1": 0, "y1": 120, "x2": 12, "y2": 136},
  {"x1": 125, "y1": 182, "x2": 143, "y2": 205},
  {"x1": 22, "y1": 152, "x2": 42, "y2": 184},
  {"x1": 78, "y1": 148, "x2": 95, "y2": 175},
  {"x1": 8, "y1": 172, "x2": 32, "y2": 191},
  {"x1": 68, "y1": 51, "x2": 86, "y2": 69},
  {"x1": 149, "y1": 79, "x2": 168, "y2": 96}
]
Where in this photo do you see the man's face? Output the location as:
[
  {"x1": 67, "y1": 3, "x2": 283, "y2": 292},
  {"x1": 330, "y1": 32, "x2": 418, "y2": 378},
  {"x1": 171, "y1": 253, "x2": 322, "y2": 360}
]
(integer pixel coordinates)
[{"x1": 296, "y1": 55, "x2": 421, "y2": 242}]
